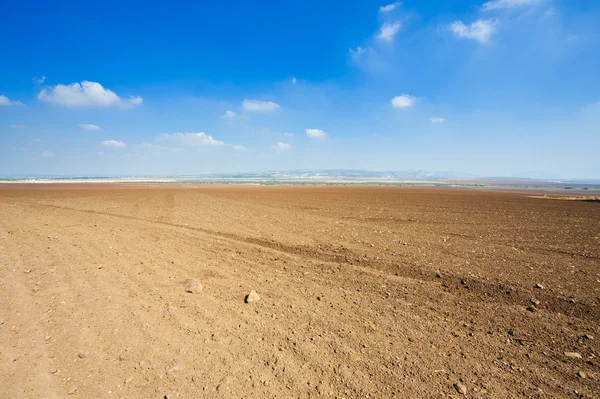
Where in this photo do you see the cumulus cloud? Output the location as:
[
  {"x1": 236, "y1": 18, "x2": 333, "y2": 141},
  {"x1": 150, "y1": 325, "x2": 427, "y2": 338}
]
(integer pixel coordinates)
[
  {"x1": 483, "y1": 0, "x2": 539, "y2": 11},
  {"x1": 448, "y1": 20, "x2": 497, "y2": 43},
  {"x1": 306, "y1": 128, "x2": 327, "y2": 139},
  {"x1": 430, "y1": 117, "x2": 445, "y2": 124},
  {"x1": 391, "y1": 94, "x2": 416, "y2": 108},
  {"x1": 0, "y1": 95, "x2": 23, "y2": 106},
  {"x1": 129, "y1": 96, "x2": 143, "y2": 106},
  {"x1": 377, "y1": 22, "x2": 401, "y2": 41},
  {"x1": 41, "y1": 151, "x2": 55, "y2": 158},
  {"x1": 272, "y1": 142, "x2": 292, "y2": 151},
  {"x1": 102, "y1": 140, "x2": 126, "y2": 148},
  {"x1": 222, "y1": 110, "x2": 237, "y2": 118},
  {"x1": 37, "y1": 81, "x2": 143, "y2": 108},
  {"x1": 242, "y1": 99, "x2": 280, "y2": 112},
  {"x1": 158, "y1": 132, "x2": 225, "y2": 147},
  {"x1": 79, "y1": 123, "x2": 101, "y2": 131},
  {"x1": 380, "y1": 2, "x2": 400, "y2": 13},
  {"x1": 349, "y1": 46, "x2": 369, "y2": 63}
]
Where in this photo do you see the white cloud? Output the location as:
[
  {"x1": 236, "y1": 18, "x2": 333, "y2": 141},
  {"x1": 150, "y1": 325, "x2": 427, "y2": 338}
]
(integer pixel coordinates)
[
  {"x1": 430, "y1": 117, "x2": 445, "y2": 124},
  {"x1": 222, "y1": 110, "x2": 237, "y2": 118},
  {"x1": 377, "y1": 22, "x2": 401, "y2": 41},
  {"x1": 233, "y1": 145, "x2": 246, "y2": 151},
  {"x1": 242, "y1": 99, "x2": 281, "y2": 112},
  {"x1": 448, "y1": 20, "x2": 497, "y2": 43},
  {"x1": 33, "y1": 76, "x2": 46, "y2": 84},
  {"x1": 272, "y1": 142, "x2": 292, "y2": 151},
  {"x1": 349, "y1": 46, "x2": 369, "y2": 62},
  {"x1": 9, "y1": 123, "x2": 25, "y2": 129},
  {"x1": 79, "y1": 123, "x2": 101, "y2": 131},
  {"x1": 483, "y1": 0, "x2": 539, "y2": 11},
  {"x1": 129, "y1": 96, "x2": 143, "y2": 106},
  {"x1": 0, "y1": 95, "x2": 23, "y2": 106},
  {"x1": 102, "y1": 140, "x2": 126, "y2": 148},
  {"x1": 41, "y1": 151, "x2": 55, "y2": 158},
  {"x1": 380, "y1": 2, "x2": 400, "y2": 13},
  {"x1": 37, "y1": 81, "x2": 143, "y2": 108},
  {"x1": 158, "y1": 132, "x2": 225, "y2": 147},
  {"x1": 284, "y1": 132, "x2": 294, "y2": 137},
  {"x1": 306, "y1": 128, "x2": 327, "y2": 139},
  {"x1": 391, "y1": 94, "x2": 416, "y2": 108}
]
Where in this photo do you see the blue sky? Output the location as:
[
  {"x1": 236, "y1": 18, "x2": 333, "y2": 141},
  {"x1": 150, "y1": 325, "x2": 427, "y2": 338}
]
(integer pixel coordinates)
[{"x1": 1, "y1": 0, "x2": 599, "y2": 179}]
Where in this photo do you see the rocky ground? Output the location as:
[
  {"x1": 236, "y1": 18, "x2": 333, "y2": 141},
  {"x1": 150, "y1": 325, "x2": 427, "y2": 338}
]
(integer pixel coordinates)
[{"x1": 0, "y1": 185, "x2": 598, "y2": 398}]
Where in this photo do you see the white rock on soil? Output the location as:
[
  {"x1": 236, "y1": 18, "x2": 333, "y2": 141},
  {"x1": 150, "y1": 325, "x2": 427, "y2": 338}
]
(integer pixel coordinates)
[
  {"x1": 185, "y1": 279, "x2": 202, "y2": 294},
  {"x1": 245, "y1": 290, "x2": 260, "y2": 303}
]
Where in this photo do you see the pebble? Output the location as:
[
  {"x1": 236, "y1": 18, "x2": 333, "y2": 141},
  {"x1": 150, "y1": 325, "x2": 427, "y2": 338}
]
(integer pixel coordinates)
[
  {"x1": 67, "y1": 386, "x2": 78, "y2": 395},
  {"x1": 535, "y1": 283, "x2": 544, "y2": 289},
  {"x1": 527, "y1": 305, "x2": 537, "y2": 312},
  {"x1": 583, "y1": 334, "x2": 594, "y2": 340},
  {"x1": 185, "y1": 279, "x2": 202, "y2": 294},
  {"x1": 78, "y1": 350, "x2": 89, "y2": 359},
  {"x1": 454, "y1": 382, "x2": 467, "y2": 395},
  {"x1": 166, "y1": 364, "x2": 180, "y2": 375},
  {"x1": 564, "y1": 352, "x2": 582, "y2": 359},
  {"x1": 530, "y1": 299, "x2": 540, "y2": 306},
  {"x1": 577, "y1": 371, "x2": 587, "y2": 379},
  {"x1": 245, "y1": 290, "x2": 260, "y2": 303}
]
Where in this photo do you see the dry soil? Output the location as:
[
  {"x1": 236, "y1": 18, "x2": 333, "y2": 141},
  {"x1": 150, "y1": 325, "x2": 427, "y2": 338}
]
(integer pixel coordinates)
[{"x1": 0, "y1": 185, "x2": 599, "y2": 398}]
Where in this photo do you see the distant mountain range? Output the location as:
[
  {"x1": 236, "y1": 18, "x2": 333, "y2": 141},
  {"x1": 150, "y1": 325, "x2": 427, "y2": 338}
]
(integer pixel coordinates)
[{"x1": 2, "y1": 170, "x2": 599, "y2": 184}]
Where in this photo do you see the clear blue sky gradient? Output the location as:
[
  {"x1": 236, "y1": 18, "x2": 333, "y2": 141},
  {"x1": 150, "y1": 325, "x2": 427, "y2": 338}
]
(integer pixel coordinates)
[{"x1": 1, "y1": 0, "x2": 599, "y2": 178}]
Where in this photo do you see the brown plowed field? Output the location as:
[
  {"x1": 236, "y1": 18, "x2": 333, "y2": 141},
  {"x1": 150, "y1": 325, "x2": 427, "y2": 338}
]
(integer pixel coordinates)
[{"x1": 1, "y1": 185, "x2": 599, "y2": 398}]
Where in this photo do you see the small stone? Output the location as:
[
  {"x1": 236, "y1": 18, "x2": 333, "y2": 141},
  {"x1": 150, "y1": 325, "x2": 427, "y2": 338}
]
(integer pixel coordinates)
[
  {"x1": 577, "y1": 371, "x2": 587, "y2": 379},
  {"x1": 508, "y1": 329, "x2": 515, "y2": 336},
  {"x1": 67, "y1": 386, "x2": 78, "y2": 395},
  {"x1": 245, "y1": 290, "x2": 260, "y2": 303},
  {"x1": 78, "y1": 350, "x2": 89, "y2": 359},
  {"x1": 535, "y1": 283, "x2": 544, "y2": 289},
  {"x1": 185, "y1": 279, "x2": 202, "y2": 294},
  {"x1": 583, "y1": 334, "x2": 594, "y2": 340},
  {"x1": 527, "y1": 305, "x2": 537, "y2": 312},
  {"x1": 564, "y1": 352, "x2": 582, "y2": 359},
  {"x1": 32, "y1": 287, "x2": 39, "y2": 293},
  {"x1": 454, "y1": 382, "x2": 467, "y2": 395},
  {"x1": 436, "y1": 272, "x2": 442, "y2": 278},
  {"x1": 166, "y1": 364, "x2": 180, "y2": 375},
  {"x1": 125, "y1": 376, "x2": 133, "y2": 384},
  {"x1": 530, "y1": 299, "x2": 540, "y2": 306}
]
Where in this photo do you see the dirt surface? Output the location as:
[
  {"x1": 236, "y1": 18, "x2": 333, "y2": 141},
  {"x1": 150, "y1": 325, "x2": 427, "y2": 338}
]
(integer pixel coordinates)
[{"x1": 1, "y1": 185, "x2": 599, "y2": 398}]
